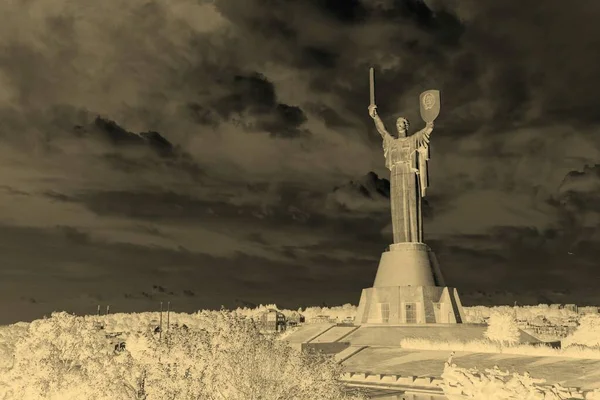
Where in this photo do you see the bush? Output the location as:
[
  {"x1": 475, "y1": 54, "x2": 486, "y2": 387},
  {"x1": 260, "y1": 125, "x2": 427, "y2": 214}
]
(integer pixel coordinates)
[
  {"x1": 441, "y1": 353, "x2": 585, "y2": 399},
  {"x1": 563, "y1": 314, "x2": 600, "y2": 348},
  {"x1": 484, "y1": 312, "x2": 520, "y2": 345},
  {"x1": 400, "y1": 337, "x2": 600, "y2": 360}
]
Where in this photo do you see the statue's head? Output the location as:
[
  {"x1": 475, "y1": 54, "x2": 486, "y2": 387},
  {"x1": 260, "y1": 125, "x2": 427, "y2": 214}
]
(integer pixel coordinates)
[{"x1": 396, "y1": 117, "x2": 409, "y2": 137}]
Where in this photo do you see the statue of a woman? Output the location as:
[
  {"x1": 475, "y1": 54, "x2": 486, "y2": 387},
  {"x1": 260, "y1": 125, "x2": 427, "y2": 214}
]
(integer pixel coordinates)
[{"x1": 368, "y1": 104, "x2": 433, "y2": 243}]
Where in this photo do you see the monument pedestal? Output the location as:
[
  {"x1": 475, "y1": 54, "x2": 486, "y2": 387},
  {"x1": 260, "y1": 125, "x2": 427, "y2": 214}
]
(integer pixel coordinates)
[
  {"x1": 374, "y1": 243, "x2": 446, "y2": 288},
  {"x1": 356, "y1": 243, "x2": 465, "y2": 325}
]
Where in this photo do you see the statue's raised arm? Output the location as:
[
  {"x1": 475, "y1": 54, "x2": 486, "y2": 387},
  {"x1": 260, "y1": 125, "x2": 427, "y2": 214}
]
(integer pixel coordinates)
[
  {"x1": 368, "y1": 68, "x2": 393, "y2": 139},
  {"x1": 368, "y1": 104, "x2": 393, "y2": 139},
  {"x1": 411, "y1": 121, "x2": 434, "y2": 149},
  {"x1": 411, "y1": 89, "x2": 440, "y2": 159},
  {"x1": 412, "y1": 89, "x2": 440, "y2": 198}
]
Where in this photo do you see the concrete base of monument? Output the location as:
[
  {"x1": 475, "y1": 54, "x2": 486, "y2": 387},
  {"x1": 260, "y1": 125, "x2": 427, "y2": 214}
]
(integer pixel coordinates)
[
  {"x1": 355, "y1": 285, "x2": 466, "y2": 325},
  {"x1": 374, "y1": 242, "x2": 446, "y2": 288},
  {"x1": 283, "y1": 323, "x2": 544, "y2": 351}
]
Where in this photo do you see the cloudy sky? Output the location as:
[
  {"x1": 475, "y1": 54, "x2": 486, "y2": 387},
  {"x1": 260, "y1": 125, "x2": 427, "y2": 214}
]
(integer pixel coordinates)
[{"x1": 1, "y1": 0, "x2": 600, "y2": 324}]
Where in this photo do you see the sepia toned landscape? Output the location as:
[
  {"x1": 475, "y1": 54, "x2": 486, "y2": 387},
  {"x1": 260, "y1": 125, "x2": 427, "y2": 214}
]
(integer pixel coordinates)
[
  {"x1": 2, "y1": 304, "x2": 600, "y2": 399},
  {"x1": 2, "y1": 0, "x2": 600, "y2": 399}
]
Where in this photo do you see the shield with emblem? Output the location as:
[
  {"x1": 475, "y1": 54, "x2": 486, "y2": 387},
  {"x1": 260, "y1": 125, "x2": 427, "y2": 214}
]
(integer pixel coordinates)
[{"x1": 419, "y1": 90, "x2": 441, "y2": 123}]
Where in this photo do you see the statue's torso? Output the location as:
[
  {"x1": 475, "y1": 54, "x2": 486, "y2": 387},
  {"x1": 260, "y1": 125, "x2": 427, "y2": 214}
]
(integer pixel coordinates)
[{"x1": 384, "y1": 135, "x2": 415, "y2": 170}]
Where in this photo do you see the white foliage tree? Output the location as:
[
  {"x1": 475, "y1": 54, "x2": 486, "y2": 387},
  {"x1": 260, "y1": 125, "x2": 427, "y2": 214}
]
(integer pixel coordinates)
[
  {"x1": 0, "y1": 308, "x2": 372, "y2": 400},
  {"x1": 126, "y1": 310, "x2": 364, "y2": 400},
  {"x1": 484, "y1": 311, "x2": 520, "y2": 345},
  {"x1": 0, "y1": 322, "x2": 29, "y2": 371},
  {"x1": 126, "y1": 327, "x2": 210, "y2": 400},
  {"x1": 2, "y1": 312, "x2": 141, "y2": 400},
  {"x1": 562, "y1": 314, "x2": 600, "y2": 348},
  {"x1": 191, "y1": 310, "x2": 362, "y2": 400}
]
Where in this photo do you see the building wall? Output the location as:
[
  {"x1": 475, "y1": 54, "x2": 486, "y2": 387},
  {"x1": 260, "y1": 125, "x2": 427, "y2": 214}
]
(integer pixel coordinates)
[
  {"x1": 258, "y1": 311, "x2": 286, "y2": 331},
  {"x1": 367, "y1": 286, "x2": 428, "y2": 324},
  {"x1": 422, "y1": 286, "x2": 444, "y2": 323}
]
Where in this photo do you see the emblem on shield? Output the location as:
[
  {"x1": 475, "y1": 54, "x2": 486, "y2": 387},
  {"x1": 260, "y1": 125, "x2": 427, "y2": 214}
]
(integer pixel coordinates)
[{"x1": 419, "y1": 90, "x2": 441, "y2": 123}]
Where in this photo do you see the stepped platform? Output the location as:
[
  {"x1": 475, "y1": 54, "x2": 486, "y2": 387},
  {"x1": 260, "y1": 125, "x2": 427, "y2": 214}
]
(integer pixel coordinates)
[
  {"x1": 341, "y1": 347, "x2": 600, "y2": 391},
  {"x1": 283, "y1": 322, "x2": 335, "y2": 350},
  {"x1": 310, "y1": 325, "x2": 359, "y2": 343},
  {"x1": 282, "y1": 323, "x2": 600, "y2": 398},
  {"x1": 283, "y1": 323, "x2": 543, "y2": 348}
]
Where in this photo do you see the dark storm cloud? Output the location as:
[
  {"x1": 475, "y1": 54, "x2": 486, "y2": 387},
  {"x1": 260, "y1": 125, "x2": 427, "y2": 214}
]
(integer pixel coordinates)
[
  {"x1": 0, "y1": 222, "x2": 378, "y2": 324},
  {"x1": 209, "y1": 0, "x2": 600, "y2": 146},
  {"x1": 19, "y1": 108, "x2": 209, "y2": 182},
  {"x1": 67, "y1": 183, "x2": 391, "y2": 250},
  {"x1": 434, "y1": 0, "x2": 600, "y2": 126},
  {"x1": 92, "y1": 117, "x2": 175, "y2": 156},
  {"x1": 231, "y1": 0, "x2": 453, "y2": 132},
  {"x1": 208, "y1": 73, "x2": 309, "y2": 138},
  {"x1": 554, "y1": 164, "x2": 600, "y2": 251},
  {"x1": 0, "y1": 0, "x2": 599, "y2": 141},
  {"x1": 213, "y1": 0, "x2": 456, "y2": 92},
  {"x1": 0, "y1": 0, "x2": 463, "y2": 182},
  {"x1": 75, "y1": 189, "x2": 310, "y2": 227},
  {"x1": 86, "y1": 116, "x2": 207, "y2": 179},
  {"x1": 0, "y1": 224, "x2": 257, "y2": 323},
  {"x1": 214, "y1": 73, "x2": 278, "y2": 116},
  {"x1": 326, "y1": 171, "x2": 392, "y2": 214},
  {"x1": 304, "y1": 103, "x2": 354, "y2": 129},
  {"x1": 430, "y1": 226, "x2": 600, "y2": 293},
  {"x1": 559, "y1": 164, "x2": 600, "y2": 200},
  {"x1": 0, "y1": 185, "x2": 30, "y2": 197},
  {"x1": 57, "y1": 225, "x2": 93, "y2": 245},
  {"x1": 311, "y1": 0, "x2": 369, "y2": 24}
]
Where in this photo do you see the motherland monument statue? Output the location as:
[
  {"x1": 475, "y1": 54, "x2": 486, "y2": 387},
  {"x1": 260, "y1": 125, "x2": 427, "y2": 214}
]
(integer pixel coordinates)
[
  {"x1": 367, "y1": 72, "x2": 436, "y2": 244},
  {"x1": 354, "y1": 68, "x2": 465, "y2": 324}
]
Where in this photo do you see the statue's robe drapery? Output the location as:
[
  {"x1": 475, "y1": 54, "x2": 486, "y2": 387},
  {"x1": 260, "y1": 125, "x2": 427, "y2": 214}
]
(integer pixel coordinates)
[{"x1": 382, "y1": 126, "x2": 432, "y2": 243}]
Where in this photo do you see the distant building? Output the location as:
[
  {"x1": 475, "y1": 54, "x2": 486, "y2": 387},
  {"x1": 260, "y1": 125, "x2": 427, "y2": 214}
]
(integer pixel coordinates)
[
  {"x1": 106, "y1": 332, "x2": 126, "y2": 352},
  {"x1": 516, "y1": 319, "x2": 530, "y2": 329},
  {"x1": 528, "y1": 325, "x2": 575, "y2": 338},
  {"x1": 531, "y1": 315, "x2": 552, "y2": 327},
  {"x1": 311, "y1": 315, "x2": 334, "y2": 323},
  {"x1": 579, "y1": 306, "x2": 599, "y2": 315},
  {"x1": 563, "y1": 319, "x2": 579, "y2": 327},
  {"x1": 285, "y1": 311, "x2": 305, "y2": 327},
  {"x1": 257, "y1": 309, "x2": 286, "y2": 332},
  {"x1": 563, "y1": 304, "x2": 578, "y2": 313},
  {"x1": 93, "y1": 321, "x2": 104, "y2": 330}
]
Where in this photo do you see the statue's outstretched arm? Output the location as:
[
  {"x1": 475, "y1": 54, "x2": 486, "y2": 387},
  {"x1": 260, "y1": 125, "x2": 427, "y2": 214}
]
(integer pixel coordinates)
[
  {"x1": 374, "y1": 114, "x2": 392, "y2": 138},
  {"x1": 412, "y1": 122, "x2": 434, "y2": 148},
  {"x1": 415, "y1": 122, "x2": 433, "y2": 197},
  {"x1": 368, "y1": 105, "x2": 392, "y2": 138}
]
